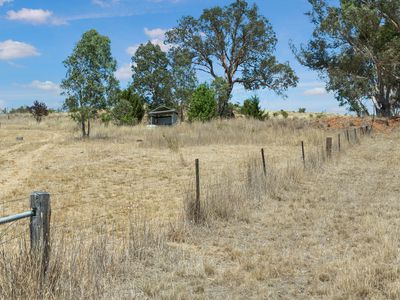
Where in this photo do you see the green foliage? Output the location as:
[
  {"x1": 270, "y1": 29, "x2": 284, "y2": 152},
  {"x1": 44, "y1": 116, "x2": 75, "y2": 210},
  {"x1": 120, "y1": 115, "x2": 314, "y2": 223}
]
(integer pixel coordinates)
[
  {"x1": 29, "y1": 100, "x2": 49, "y2": 123},
  {"x1": 272, "y1": 112, "x2": 279, "y2": 117},
  {"x1": 112, "y1": 87, "x2": 145, "y2": 126},
  {"x1": 241, "y1": 95, "x2": 265, "y2": 120},
  {"x1": 130, "y1": 44, "x2": 197, "y2": 119},
  {"x1": 188, "y1": 84, "x2": 217, "y2": 122},
  {"x1": 169, "y1": 48, "x2": 197, "y2": 120},
  {"x1": 298, "y1": 107, "x2": 306, "y2": 113},
  {"x1": 131, "y1": 42, "x2": 173, "y2": 109},
  {"x1": 9, "y1": 106, "x2": 30, "y2": 114},
  {"x1": 100, "y1": 112, "x2": 112, "y2": 126},
  {"x1": 293, "y1": 0, "x2": 400, "y2": 116},
  {"x1": 166, "y1": 0, "x2": 298, "y2": 118},
  {"x1": 212, "y1": 77, "x2": 233, "y2": 118},
  {"x1": 280, "y1": 110, "x2": 288, "y2": 119},
  {"x1": 61, "y1": 29, "x2": 119, "y2": 137}
]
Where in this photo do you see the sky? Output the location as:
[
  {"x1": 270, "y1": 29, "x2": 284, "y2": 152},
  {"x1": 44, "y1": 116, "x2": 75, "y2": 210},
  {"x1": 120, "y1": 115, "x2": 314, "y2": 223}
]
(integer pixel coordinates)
[{"x1": 0, "y1": 0, "x2": 346, "y2": 113}]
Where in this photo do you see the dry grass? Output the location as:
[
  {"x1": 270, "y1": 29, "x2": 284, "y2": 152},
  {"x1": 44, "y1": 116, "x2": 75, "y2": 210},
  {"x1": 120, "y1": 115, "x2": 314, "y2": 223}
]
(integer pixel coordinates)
[{"x1": 1, "y1": 113, "x2": 399, "y2": 299}]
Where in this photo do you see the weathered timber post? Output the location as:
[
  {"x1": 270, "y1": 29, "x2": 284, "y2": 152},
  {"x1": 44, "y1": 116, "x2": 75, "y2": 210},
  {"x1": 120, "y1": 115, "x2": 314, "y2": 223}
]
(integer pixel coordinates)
[
  {"x1": 326, "y1": 137, "x2": 333, "y2": 159},
  {"x1": 346, "y1": 129, "x2": 350, "y2": 143},
  {"x1": 301, "y1": 141, "x2": 305, "y2": 167},
  {"x1": 30, "y1": 192, "x2": 51, "y2": 278},
  {"x1": 194, "y1": 159, "x2": 200, "y2": 223},
  {"x1": 338, "y1": 134, "x2": 341, "y2": 152},
  {"x1": 261, "y1": 148, "x2": 266, "y2": 176}
]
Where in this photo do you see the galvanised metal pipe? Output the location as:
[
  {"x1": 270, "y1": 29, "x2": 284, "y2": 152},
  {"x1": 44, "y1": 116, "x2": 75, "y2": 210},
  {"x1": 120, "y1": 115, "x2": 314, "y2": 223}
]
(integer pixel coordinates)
[{"x1": 0, "y1": 210, "x2": 34, "y2": 225}]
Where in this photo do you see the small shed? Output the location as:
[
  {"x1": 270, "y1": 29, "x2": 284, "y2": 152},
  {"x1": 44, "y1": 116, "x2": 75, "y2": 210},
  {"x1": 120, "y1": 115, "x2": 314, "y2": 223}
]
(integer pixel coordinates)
[{"x1": 148, "y1": 106, "x2": 178, "y2": 126}]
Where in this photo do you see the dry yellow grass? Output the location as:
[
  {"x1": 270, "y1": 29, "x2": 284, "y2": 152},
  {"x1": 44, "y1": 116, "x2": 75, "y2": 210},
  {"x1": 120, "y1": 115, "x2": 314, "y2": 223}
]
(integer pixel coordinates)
[{"x1": 1, "y1": 113, "x2": 398, "y2": 299}]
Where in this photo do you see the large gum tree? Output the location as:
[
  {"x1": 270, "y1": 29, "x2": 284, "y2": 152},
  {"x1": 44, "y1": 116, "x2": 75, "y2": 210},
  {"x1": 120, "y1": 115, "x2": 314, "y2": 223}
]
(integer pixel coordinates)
[
  {"x1": 166, "y1": 0, "x2": 298, "y2": 117},
  {"x1": 293, "y1": 0, "x2": 400, "y2": 116}
]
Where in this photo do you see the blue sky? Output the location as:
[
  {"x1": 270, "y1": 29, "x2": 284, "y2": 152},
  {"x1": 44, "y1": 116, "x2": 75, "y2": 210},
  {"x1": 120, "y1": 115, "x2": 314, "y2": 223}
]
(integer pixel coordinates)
[{"x1": 0, "y1": 0, "x2": 345, "y2": 113}]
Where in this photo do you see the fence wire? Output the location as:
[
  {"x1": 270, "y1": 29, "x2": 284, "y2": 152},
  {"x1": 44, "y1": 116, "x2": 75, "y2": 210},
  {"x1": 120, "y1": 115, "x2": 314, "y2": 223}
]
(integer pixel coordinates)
[{"x1": 0, "y1": 126, "x2": 373, "y2": 247}]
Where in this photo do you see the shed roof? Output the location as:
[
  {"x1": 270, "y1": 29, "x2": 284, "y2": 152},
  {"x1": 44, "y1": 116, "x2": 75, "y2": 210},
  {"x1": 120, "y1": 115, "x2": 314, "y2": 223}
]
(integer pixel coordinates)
[{"x1": 149, "y1": 106, "x2": 178, "y2": 115}]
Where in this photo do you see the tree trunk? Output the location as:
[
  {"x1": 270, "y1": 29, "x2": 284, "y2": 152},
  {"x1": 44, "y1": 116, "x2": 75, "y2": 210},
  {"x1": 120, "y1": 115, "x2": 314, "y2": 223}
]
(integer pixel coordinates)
[
  {"x1": 81, "y1": 116, "x2": 87, "y2": 137},
  {"x1": 87, "y1": 118, "x2": 91, "y2": 138},
  {"x1": 218, "y1": 84, "x2": 234, "y2": 118},
  {"x1": 180, "y1": 105, "x2": 184, "y2": 123},
  {"x1": 376, "y1": 97, "x2": 392, "y2": 117}
]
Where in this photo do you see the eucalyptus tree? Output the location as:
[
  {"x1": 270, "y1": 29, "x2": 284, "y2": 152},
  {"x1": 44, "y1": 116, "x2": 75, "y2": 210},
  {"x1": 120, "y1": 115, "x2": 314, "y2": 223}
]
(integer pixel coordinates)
[
  {"x1": 169, "y1": 48, "x2": 197, "y2": 121},
  {"x1": 61, "y1": 29, "x2": 118, "y2": 137},
  {"x1": 131, "y1": 42, "x2": 173, "y2": 109},
  {"x1": 293, "y1": 0, "x2": 400, "y2": 116},
  {"x1": 166, "y1": 0, "x2": 298, "y2": 117}
]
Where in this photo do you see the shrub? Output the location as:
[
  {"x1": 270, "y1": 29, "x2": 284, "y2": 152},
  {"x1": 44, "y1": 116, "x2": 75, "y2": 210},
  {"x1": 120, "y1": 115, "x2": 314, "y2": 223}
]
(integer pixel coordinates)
[
  {"x1": 280, "y1": 110, "x2": 289, "y2": 119},
  {"x1": 273, "y1": 112, "x2": 279, "y2": 117},
  {"x1": 29, "y1": 101, "x2": 49, "y2": 123},
  {"x1": 241, "y1": 95, "x2": 265, "y2": 120},
  {"x1": 112, "y1": 88, "x2": 145, "y2": 126},
  {"x1": 298, "y1": 107, "x2": 306, "y2": 113},
  {"x1": 188, "y1": 84, "x2": 217, "y2": 122}
]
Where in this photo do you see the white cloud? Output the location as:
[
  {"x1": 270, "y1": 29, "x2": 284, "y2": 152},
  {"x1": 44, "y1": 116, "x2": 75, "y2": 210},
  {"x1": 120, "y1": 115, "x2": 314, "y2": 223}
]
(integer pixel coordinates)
[
  {"x1": 126, "y1": 27, "x2": 171, "y2": 56},
  {"x1": 26, "y1": 80, "x2": 60, "y2": 93},
  {"x1": 115, "y1": 63, "x2": 132, "y2": 81},
  {"x1": 6, "y1": 8, "x2": 66, "y2": 25},
  {"x1": 92, "y1": 0, "x2": 120, "y2": 8},
  {"x1": 0, "y1": 40, "x2": 40, "y2": 60},
  {"x1": 126, "y1": 45, "x2": 139, "y2": 56},
  {"x1": 150, "y1": 38, "x2": 171, "y2": 52},
  {"x1": 304, "y1": 87, "x2": 328, "y2": 96},
  {"x1": 144, "y1": 27, "x2": 167, "y2": 39},
  {"x1": 0, "y1": 0, "x2": 12, "y2": 6}
]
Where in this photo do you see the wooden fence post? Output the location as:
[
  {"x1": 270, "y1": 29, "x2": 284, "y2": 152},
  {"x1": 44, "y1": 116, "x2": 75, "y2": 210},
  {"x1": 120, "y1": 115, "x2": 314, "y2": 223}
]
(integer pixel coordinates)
[
  {"x1": 346, "y1": 129, "x2": 350, "y2": 143},
  {"x1": 326, "y1": 137, "x2": 332, "y2": 159},
  {"x1": 338, "y1": 134, "x2": 341, "y2": 152},
  {"x1": 194, "y1": 159, "x2": 200, "y2": 223},
  {"x1": 30, "y1": 192, "x2": 51, "y2": 278},
  {"x1": 301, "y1": 141, "x2": 305, "y2": 167},
  {"x1": 261, "y1": 148, "x2": 266, "y2": 176}
]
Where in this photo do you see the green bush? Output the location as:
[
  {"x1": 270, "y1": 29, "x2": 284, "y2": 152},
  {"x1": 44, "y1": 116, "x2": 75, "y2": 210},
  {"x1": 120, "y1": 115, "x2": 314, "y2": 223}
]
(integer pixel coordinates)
[
  {"x1": 298, "y1": 107, "x2": 306, "y2": 113},
  {"x1": 29, "y1": 101, "x2": 49, "y2": 123},
  {"x1": 188, "y1": 84, "x2": 217, "y2": 122},
  {"x1": 241, "y1": 95, "x2": 265, "y2": 120},
  {"x1": 280, "y1": 110, "x2": 289, "y2": 119},
  {"x1": 112, "y1": 88, "x2": 145, "y2": 126}
]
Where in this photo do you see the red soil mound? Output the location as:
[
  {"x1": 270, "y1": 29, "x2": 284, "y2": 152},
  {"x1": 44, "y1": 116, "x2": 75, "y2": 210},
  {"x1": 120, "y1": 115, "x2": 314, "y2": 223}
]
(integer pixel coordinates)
[{"x1": 315, "y1": 116, "x2": 400, "y2": 133}]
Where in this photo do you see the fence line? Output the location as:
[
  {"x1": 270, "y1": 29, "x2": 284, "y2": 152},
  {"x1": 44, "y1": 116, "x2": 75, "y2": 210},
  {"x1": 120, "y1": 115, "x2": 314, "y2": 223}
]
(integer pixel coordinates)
[{"x1": 0, "y1": 124, "x2": 373, "y2": 290}]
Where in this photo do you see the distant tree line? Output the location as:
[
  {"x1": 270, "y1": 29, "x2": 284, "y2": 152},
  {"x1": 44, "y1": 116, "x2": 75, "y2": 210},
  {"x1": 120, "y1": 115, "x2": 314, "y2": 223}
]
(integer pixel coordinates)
[
  {"x1": 8, "y1": 0, "x2": 398, "y2": 136},
  {"x1": 60, "y1": 0, "x2": 298, "y2": 137}
]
